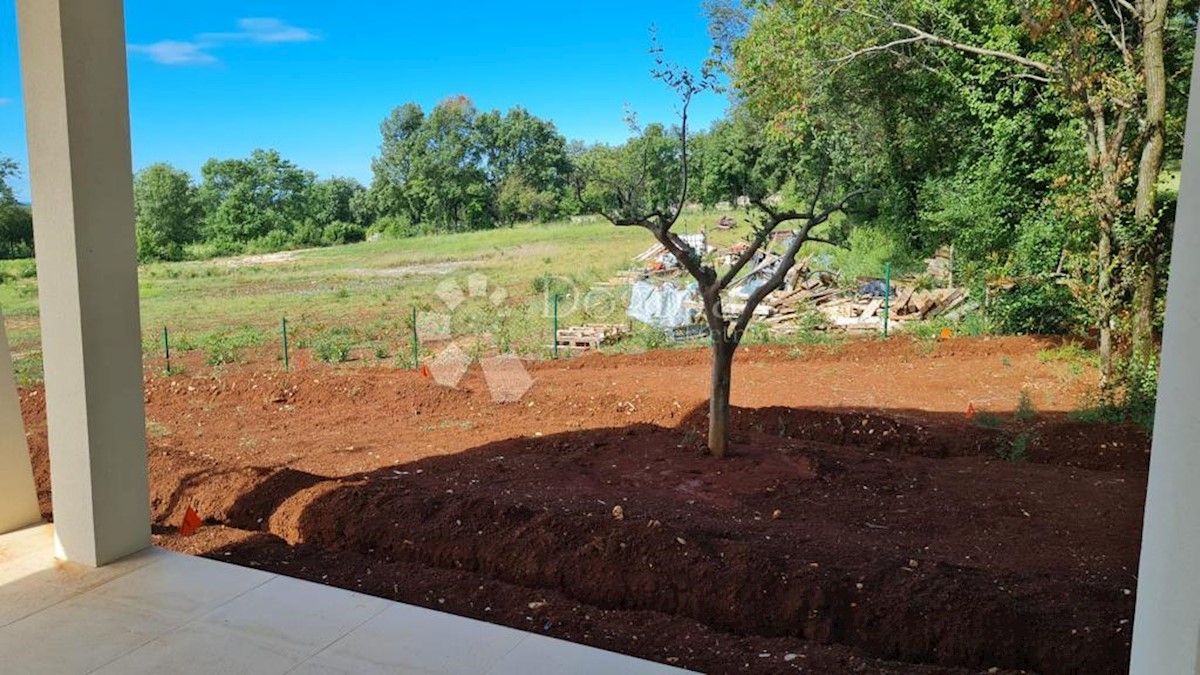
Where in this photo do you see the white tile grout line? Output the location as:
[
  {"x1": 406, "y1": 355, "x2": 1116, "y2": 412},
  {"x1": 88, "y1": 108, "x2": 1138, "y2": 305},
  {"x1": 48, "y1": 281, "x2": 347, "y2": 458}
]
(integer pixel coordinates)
[
  {"x1": 82, "y1": 550, "x2": 280, "y2": 674},
  {"x1": 278, "y1": 597, "x2": 394, "y2": 675},
  {"x1": 479, "y1": 633, "x2": 533, "y2": 675}
]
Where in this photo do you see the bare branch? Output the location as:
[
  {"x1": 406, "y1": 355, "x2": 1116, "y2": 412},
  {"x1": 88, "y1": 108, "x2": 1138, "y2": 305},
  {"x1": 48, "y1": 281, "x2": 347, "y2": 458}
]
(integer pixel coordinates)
[
  {"x1": 657, "y1": 227, "x2": 714, "y2": 287},
  {"x1": 1113, "y1": 0, "x2": 1138, "y2": 14},
  {"x1": 837, "y1": 9, "x2": 1053, "y2": 81},
  {"x1": 732, "y1": 217, "x2": 823, "y2": 341},
  {"x1": 805, "y1": 235, "x2": 845, "y2": 249},
  {"x1": 717, "y1": 225, "x2": 779, "y2": 289},
  {"x1": 831, "y1": 34, "x2": 927, "y2": 64},
  {"x1": 1087, "y1": 0, "x2": 1135, "y2": 65},
  {"x1": 728, "y1": 188, "x2": 863, "y2": 342}
]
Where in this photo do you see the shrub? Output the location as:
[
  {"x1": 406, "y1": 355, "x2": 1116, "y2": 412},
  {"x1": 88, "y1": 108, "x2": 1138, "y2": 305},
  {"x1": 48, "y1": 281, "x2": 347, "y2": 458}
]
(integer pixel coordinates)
[
  {"x1": 1073, "y1": 356, "x2": 1159, "y2": 431},
  {"x1": 989, "y1": 281, "x2": 1085, "y2": 335},
  {"x1": 292, "y1": 220, "x2": 324, "y2": 247},
  {"x1": 826, "y1": 225, "x2": 915, "y2": 283},
  {"x1": 247, "y1": 229, "x2": 292, "y2": 254},
  {"x1": 369, "y1": 215, "x2": 420, "y2": 239},
  {"x1": 322, "y1": 221, "x2": 367, "y2": 246}
]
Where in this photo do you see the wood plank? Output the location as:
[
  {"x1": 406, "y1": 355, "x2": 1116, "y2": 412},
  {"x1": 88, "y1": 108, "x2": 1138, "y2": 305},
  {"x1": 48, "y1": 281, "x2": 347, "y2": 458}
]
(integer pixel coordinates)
[{"x1": 860, "y1": 298, "x2": 884, "y2": 318}]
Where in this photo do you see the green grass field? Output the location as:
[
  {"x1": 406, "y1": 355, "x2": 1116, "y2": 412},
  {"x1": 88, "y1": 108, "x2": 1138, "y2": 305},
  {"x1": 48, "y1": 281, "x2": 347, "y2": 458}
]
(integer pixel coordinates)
[{"x1": 0, "y1": 214, "x2": 770, "y2": 382}]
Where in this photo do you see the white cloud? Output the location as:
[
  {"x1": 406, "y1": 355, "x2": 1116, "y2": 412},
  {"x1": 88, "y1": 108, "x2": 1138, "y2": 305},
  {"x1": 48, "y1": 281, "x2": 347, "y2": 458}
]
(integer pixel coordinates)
[
  {"x1": 200, "y1": 18, "x2": 318, "y2": 44},
  {"x1": 129, "y1": 18, "x2": 317, "y2": 66},
  {"x1": 128, "y1": 40, "x2": 218, "y2": 66}
]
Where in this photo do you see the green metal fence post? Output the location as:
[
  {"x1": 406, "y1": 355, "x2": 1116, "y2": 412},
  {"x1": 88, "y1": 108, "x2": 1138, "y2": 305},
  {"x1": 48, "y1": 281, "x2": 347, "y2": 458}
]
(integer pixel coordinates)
[
  {"x1": 552, "y1": 294, "x2": 559, "y2": 359},
  {"x1": 883, "y1": 262, "x2": 892, "y2": 339},
  {"x1": 282, "y1": 318, "x2": 290, "y2": 371},
  {"x1": 411, "y1": 307, "x2": 419, "y2": 369},
  {"x1": 162, "y1": 325, "x2": 170, "y2": 374}
]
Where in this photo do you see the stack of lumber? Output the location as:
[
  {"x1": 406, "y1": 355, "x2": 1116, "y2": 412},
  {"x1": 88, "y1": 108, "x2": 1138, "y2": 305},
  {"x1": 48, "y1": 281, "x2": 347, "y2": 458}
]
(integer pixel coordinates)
[
  {"x1": 816, "y1": 286, "x2": 968, "y2": 332},
  {"x1": 633, "y1": 243, "x2": 666, "y2": 263},
  {"x1": 555, "y1": 324, "x2": 630, "y2": 351}
]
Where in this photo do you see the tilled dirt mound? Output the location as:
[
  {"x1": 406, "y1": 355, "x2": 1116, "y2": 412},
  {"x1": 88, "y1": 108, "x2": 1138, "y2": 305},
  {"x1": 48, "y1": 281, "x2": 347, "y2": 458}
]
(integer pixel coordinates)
[
  {"x1": 21, "y1": 337, "x2": 1148, "y2": 674},
  {"x1": 137, "y1": 416, "x2": 1143, "y2": 674}
]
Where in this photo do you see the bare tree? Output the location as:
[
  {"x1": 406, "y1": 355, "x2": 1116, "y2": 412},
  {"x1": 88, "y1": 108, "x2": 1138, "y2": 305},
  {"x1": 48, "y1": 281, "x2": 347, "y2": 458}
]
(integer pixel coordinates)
[{"x1": 579, "y1": 46, "x2": 857, "y2": 457}]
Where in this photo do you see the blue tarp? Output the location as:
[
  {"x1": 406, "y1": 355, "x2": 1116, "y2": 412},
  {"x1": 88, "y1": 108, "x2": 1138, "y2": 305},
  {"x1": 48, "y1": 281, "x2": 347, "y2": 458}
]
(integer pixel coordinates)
[{"x1": 627, "y1": 281, "x2": 699, "y2": 329}]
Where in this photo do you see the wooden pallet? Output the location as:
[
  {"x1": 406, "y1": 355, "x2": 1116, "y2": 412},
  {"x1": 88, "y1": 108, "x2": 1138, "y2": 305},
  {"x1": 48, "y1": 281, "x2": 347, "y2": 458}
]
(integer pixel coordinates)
[{"x1": 555, "y1": 324, "x2": 629, "y2": 350}]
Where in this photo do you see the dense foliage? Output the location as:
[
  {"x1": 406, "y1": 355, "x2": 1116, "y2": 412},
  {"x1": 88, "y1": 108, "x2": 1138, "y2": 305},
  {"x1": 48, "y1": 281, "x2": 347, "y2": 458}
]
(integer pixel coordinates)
[{"x1": 0, "y1": 159, "x2": 33, "y2": 259}]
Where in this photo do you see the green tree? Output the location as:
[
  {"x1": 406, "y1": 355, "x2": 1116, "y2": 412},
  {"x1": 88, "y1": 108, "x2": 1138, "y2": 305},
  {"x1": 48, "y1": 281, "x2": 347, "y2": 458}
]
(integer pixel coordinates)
[
  {"x1": 371, "y1": 96, "x2": 492, "y2": 232},
  {"x1": 133, "y1": 163, "x2": 201, "y2": 261},
  {"x1": 477, "y1": 107, "x2": 572, "y2": 224},
  {"x1": 199, "y1": 149, "x2": 315, "y2": 245},
  {"x1": 0, "y1": 158, "x2": 33, "y2": 259},
  {"x1": 307, "y1": 177, "x2": 366, "y2": 228}
]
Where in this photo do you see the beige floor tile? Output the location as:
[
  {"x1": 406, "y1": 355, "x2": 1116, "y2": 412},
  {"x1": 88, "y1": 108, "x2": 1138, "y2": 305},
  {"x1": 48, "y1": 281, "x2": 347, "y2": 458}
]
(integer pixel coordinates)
[
  {"x1": 292, "y1": 603, "x2": 527, "y2": 675},
  {"x1": 0, "y1": 592, "x2": 168, "y2": 674},
  {"x1": 93, "y1": 621, "x2": 306, "y2": 675},
  {"x1": 199, "y1": 575, "x2": 388, "y2": 651},
  {"x1": 90, "y1": 549, "x2": 274, "y2": 622}
]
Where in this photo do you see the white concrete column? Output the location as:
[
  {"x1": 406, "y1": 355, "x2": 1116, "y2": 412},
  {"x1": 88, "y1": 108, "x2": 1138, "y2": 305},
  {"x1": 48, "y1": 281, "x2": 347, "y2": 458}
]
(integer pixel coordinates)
[
  {"x1": 16, "y1": 0, "x2": 150, "y2": 566},
  {"x1": 0, "y1": 308, "x2": 41, "y2": 535},
  {"x1": 1129, "y1": 26, "x2": 1200, "y2": 675}
]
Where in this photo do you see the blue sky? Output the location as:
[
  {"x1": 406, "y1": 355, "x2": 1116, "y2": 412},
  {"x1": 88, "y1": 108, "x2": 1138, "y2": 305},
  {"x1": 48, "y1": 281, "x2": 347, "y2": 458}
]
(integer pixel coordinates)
[{"x1": 0, "y1": 1, "x2": 727, "y2": 201}]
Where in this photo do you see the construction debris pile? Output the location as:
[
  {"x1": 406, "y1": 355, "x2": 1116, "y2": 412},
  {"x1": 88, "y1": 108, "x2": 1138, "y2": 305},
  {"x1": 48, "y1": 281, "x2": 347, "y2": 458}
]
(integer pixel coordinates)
[{"x1": 568, "y1": 233, "x2": 970, "y2": 352}]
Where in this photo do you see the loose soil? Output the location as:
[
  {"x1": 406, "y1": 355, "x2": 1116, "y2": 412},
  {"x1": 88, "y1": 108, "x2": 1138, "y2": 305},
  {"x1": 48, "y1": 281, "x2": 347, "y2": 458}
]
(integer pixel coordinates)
[{"x1": 21, "y1": 336, "x2": 1149, "y2": 674}]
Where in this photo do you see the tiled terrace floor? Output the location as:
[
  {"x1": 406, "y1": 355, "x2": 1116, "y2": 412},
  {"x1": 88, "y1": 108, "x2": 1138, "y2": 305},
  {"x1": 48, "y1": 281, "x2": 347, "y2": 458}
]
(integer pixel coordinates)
[{"x1": 0, "y1": 524, "x2": 691, "y2": 674}]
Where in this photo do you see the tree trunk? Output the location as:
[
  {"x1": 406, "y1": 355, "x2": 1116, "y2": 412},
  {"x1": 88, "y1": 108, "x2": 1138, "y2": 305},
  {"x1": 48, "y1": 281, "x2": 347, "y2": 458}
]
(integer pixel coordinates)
[
  {"x1": 1099, "y1": 221, "x2": 1114, "y2": 386},
  {"x1": 1131, "y1": 0, "x2": 1168, "y2": 366},
  {"x1": 708, "y1": 338, "x2": 733, "y2": 458}
]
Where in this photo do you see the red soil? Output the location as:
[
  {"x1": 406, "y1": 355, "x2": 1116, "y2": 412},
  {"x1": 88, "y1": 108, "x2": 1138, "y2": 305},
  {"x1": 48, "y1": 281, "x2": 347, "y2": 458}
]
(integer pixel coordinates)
[{"x1": 21, "y1": 336, "x2": 1149, "y2": 674}]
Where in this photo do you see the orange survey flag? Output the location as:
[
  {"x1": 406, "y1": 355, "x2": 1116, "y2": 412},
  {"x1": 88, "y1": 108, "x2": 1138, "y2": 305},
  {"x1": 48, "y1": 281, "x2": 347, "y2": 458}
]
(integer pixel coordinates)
[
  {"x1": 966, "y1": 403, "x2": 977, "y2": 421},
  {"x1": 419, "y1": 364, "x2": 431, "y2": 378},
  {"x1": 180, "y1": 506, "x2": 202, "y2": 537}
]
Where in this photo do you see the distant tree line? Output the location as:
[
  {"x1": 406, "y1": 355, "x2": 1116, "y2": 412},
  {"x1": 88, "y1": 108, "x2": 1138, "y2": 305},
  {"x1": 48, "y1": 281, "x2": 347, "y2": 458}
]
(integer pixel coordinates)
[{"x1": 0, "y1": 95, "x2": 780, "y2": 264}]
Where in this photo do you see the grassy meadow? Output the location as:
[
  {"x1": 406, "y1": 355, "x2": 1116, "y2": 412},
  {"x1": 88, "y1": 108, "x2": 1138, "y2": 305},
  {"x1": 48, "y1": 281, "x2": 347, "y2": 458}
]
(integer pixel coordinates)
[{"x1": 0, "y1": 214, "x2": 764, "y2": 382}]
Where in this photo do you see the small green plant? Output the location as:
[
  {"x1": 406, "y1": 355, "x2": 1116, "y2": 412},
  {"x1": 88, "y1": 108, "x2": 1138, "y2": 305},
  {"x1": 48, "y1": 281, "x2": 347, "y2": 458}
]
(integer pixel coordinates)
[
  {"x1": 907, "y1": 318, "x2": 952, "y2": 341},
  {"x1": 956, "y1": 311, "x2": 993, "y2": 337},
  {"x1": 1039, "y1": 343, "x2": 1096, "y2": 377},
  {"x1": 13, "y1": 354, "x2": 43, "y2": 386},
  {"x1": 1015, "y1": 389, "x2": 1037, "y2": 422},
  {"x1": 1001, "y1": 431, "x2": 1030, "y2": 463},
  {"x1": 631, "y1": 325, "x2": 673, "y2": 351},
  {"x1": 1037, "y1": 342, "x2": 1095, "y2": 365},
  {"x1": 313, "y1": 328, "x2": 355, "y2": 363},
  {"x1": 999, "y1": 355, "x2": 1013, "y2": 367},
  {"x1": 199, "y1": 326, "x2": 264, "y2": 366}
]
